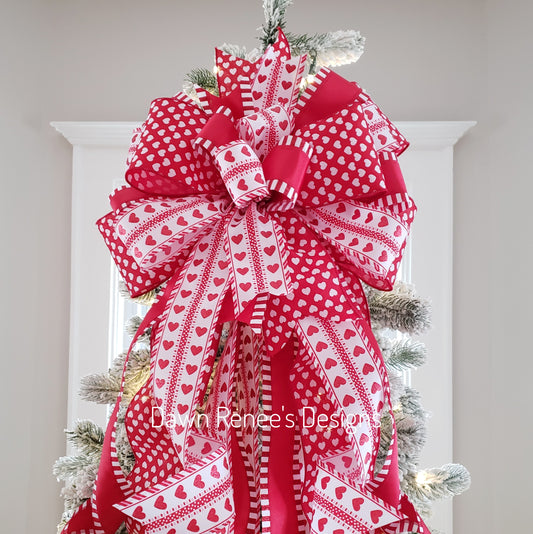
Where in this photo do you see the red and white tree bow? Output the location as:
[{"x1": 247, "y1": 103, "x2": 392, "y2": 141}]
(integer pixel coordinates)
[{"x1": 63, "y1": 29, "x2": 429, "y2": 534}]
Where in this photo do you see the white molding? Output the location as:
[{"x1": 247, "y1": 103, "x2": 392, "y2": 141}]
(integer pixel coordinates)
[
  {"x1": 52, "y1": 120, "x2": 476, "y2": 149},
  {"x1": 51, "y1": 121, "x2": 140, "y2": 146}
]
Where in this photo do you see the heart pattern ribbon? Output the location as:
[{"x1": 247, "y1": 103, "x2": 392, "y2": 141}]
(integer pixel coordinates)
[{"x1": 63, "y1": 29, "x2": 428, "y2": 534}]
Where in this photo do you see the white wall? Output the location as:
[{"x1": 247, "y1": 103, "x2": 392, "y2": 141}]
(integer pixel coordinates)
[{"x1": 1, "y1": 1, "x2": 531, "y2": 533}]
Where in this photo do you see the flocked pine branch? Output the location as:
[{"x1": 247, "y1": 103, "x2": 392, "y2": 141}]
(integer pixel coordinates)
[
  {"x1": 387, "y1": 339, "x2": 427, "y2": 371},
  {"x1": 286, "y1": 30, "x2": 365, "y2": 73},
  {"x1": 218, "y1": 43, "x2": 262, "y2": 63},
  {"x1": 125, "y1": 315, "x2": 151, "y2": 344},
  {"x1": 261, "y1": 0, "x2": 293, "y2": 49},
  {"x1": 79, "y1": 372, "x2": 121, "y2": 405},
  {"x1": 80, "y1": 348, "x2": 150, "y2": 404},
  {"x1": 65, "y1": 420, "x2": 104, "y2": 457},
  {"x1": 118, "y1": 281, "x2": 158, "y2": 306},
  {"x1": 184, "y1": 67, "x2": 218, "y2": 95},
  {"x1": 367, "y1": 282, "x2": 432, "y2": 334},
  {"x1": 403, "y1": 464, "x2": 471, "y2": 503}
]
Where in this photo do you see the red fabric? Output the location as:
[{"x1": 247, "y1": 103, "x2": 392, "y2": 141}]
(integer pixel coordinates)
[{"x1": 63, "y1": 29, "x2": 427, "y2": 534}]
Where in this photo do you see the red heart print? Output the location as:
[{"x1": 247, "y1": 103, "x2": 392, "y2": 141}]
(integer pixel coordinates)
[
  {"x1": 224, "y1": 497, "x2": 233, "y2": 511},
  {"x1": 334, "y1": 376, "x2": 347, "y2": 387},
  {"x1": 155, "y1": 378, "x2": 165, "y2": 389},
  {"x1": 158, "y1": 359, "x2": 169, "y2": 369},
  {"x1": 378, "y1": 216, "x2": 389, "y2": 227},
  {"x1": 187, "y1": 519, "x2": 200, "y2": 532},
  {"x1": 279, "y1": 120, "x2": 288, "y2": 130},
  {"x1": 207, "y1": 508, "x2": 219, "y2": 522},
  {"x1": 321, "y1": 476, "x2": 330, "y2": 489},
  {"x1": 163, "y1": 340, "x2": 174, "y2": 351},
  {"x1": 241, "y1": 145, "x2": 251, "y2": 157},
  {"x1": 363, "y1": 243, "x2": 373, "y2": 253},
  {"x1": 318, "y1": 518, "x2": 328, "y2": 531},
  {"x1": 181, "y1": 384, "x2": 193, "y2": 394},
  {"x1": 335, "y1": 486, "x2": 346, "y2": 499},
  {"x1": 379, "y1": 250, "x2": 388, "y2": 262},
  {"x1": 129, "y1": 213, "x2": 140, "y2": 223},
  {"x1": 231, "y1": 234, "x2": 243, "y2": 245},
  {"x1": 177, "y1": 216, "x2": 187, "y2": 226},
  {"x1": 175, "y1": 484, "x2": 187, "y2": 499},
  {"x1": 177, "y1": 404, "x2": 188, "y2": 415},
  {"x1": 325, "y1": 358, "x2": 337, "y2": 369},
  {"x1": 224, "y1": 151, "x2": 235, "y2": 163},
  {"x1": 353, "y1": 345, "x2": 365, "y2": 356},
  {"x1": 359, "y1": 433, "x2": 369, "y2": 445},
  {"x1": 191, "y1": 345, "x2": 202, "y2": 355},
  {"x1": 145, "y1": 235, "x2": 156, "y2": 246},
  {"x1": 365, "y1": 213, "x2": 373, "y2": 223},
  {"x1": 342, "y1": 455, "x2": 352, "y2": 468},
  {"x1": 144, "y1": 205, "x2": 155, "y2": 213},
  {"x1": 362, "y1": 363, "x2": 374, "y2": 375},
  {"x1": 193, "y1": 474, "x2": 205, "y2": 488},
  {"x1": 307, "y1": 324, "x2": 319, "y2": 335},
  {"x1": 352, "y1": 497, "x2": 364, "y2": 511},
  {"x1": 154, "y1": 496, "x2": 167, "y2": 510},
  {"x1": 211, "y1": 465, "x2": 221, "y2": 479},
  {"x1": 286, "y1": 63, "x2": 296, "y2": 73},
  {"x1": 371, "y1": 382, "x2": 381, "y2": 394},
  {"x1": 186, "y1": 364, "x2": 197, "y2": 374},
  {"x1": 161, "y1": 225, "x2": 172, "y2": 236},
  {"x1": 344, "y1": 329, "x2": 356, "y2": 339},
  {"x1": 201, "y1": 442, "x2": 212, "y2": 454},
  {"x1": 168, "y1": 322, "x2": 179, "y2": 332},
  {"x1": 371, "y1": 509, "x2": 383, "y2": 523},
  {"x1": 253, "y1": 91, "x2": 263, "y2": 100},
  {"x1": 394, "y1": 225, "x2": 402, "y2": 237},
  {"x1": 343, "y1": 394, "x2": 355, "y2": 407},
  {"x1": 237, "y1": 179, "x2": 248, "y2": 191},
  {"x1": 133, "y1": 506, "x2": 145, "y2": 519}
]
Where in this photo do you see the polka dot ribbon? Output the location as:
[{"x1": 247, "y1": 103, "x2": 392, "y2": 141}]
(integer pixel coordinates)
[{"x1": 63, "y1": 29, "x2": 428, "y2": 534}]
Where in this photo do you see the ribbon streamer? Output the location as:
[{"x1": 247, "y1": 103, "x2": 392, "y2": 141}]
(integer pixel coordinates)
[{"x1": 63, "y1": 29, "x2": 428, "y2": 534}]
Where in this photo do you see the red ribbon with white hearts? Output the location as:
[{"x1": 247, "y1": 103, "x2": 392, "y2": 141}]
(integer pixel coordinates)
[{"x1": 63, "y1": 29, "x2": 428, "y2": 534}]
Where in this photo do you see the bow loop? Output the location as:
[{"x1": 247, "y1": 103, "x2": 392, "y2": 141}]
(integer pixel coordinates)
[
  {"x1": 263, "y1": 135, "x2": 313, "y2": 211},
  {"x1": 213, "y1": 141, "x2": 269, "y2": 207},
  {"x1": 235, "y1": 104, "x2": 293, "y2": 160}
]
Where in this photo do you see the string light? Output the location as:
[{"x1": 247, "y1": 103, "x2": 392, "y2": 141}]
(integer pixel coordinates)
[{"x1": 416, "y1": 471, "x2": 431, "y2": 486}]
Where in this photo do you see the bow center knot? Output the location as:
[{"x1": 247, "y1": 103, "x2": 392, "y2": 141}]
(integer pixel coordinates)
[{"x1": 195, "y1": 104, "x2": 312, "y2": 211}]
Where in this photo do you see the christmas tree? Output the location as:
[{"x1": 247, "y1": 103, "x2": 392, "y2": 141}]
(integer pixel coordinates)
[{"x1": 55, "y1": 1, "x2": 470, "y2": 532}]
